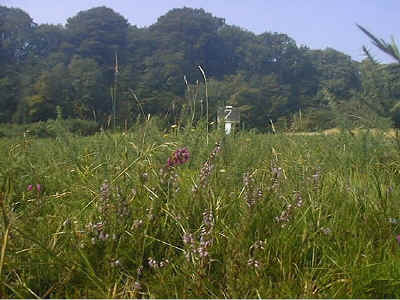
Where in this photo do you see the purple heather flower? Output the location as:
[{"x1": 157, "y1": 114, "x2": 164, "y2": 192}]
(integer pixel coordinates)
[
  {"x1": 27, "y1": 184, "x2": 33, "y2": 191},
  {"x1": 167, "y1": 147, "x2": 190, "y2": 167},
  {"x1": 111, "y1": 259, "x2": 120, "y2": 267},
  {"x1": 198, "y1": 247, "x2": 209, "y2": 258},
  {"x1": 159, "y1": 259, "x2": 169, "y2": 268},
  {"x1": 36, "y1": 184, "x2": 41, "y2": 192},
  {"x1": 271, "y1": 167, "x2": 282, "y2": 178},
  {"x1": 202, "y1": 210, "x2": 214, "y2": 228},
  {"x1": 99, "y1": 231, "x2": 106, "y2": 241},
  {"x1": 183, "y1": 233, "x2": 194, "y2": 245},
  {"x1": 396, "y1": 235, "x2": 400, "y2": 245},
  {"x1": 321, "y1": 227, "x2": 332, "y2": 235},
  {"x1": 248, "y1": 258, "x2": 261, "y2": 268},
  {"x1": 148, "y1": 257, "x2": 158, "y2": 269}
]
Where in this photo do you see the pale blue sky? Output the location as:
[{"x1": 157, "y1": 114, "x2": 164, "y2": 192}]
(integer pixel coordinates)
[{"x1": 2, "y1": 0, "x2": 399, "y2": 63}]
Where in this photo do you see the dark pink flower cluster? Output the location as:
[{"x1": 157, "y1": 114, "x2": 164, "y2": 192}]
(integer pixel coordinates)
[
  {"x1": 27, "y1": 184, "x2": 41, "y2": 192},
  {"x1": 167, "y1": 147, "x2": 190, "y2": 168}
]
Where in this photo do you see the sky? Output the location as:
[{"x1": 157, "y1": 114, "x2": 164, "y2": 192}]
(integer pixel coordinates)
[{"x1": 2, "y1": 0, "x2": 400, "y2": 63}]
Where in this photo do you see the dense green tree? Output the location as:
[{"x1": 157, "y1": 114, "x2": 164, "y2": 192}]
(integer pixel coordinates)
[
  {"x1": 17, "y1": 63, "x2": 70, "y2": 122},
  {"x1": 148, "y1": 8, "x2": 226, "y2": 82},
  {"x1": 68, "y1": 56, "x2": 107, "y2": 120},
  {"x1": 32, "y1": 24, "x2": 66, "y2": 60},
  {"x1": 1, "y1": 5, "x2": 397, "y2": 131},
  {"x1": 0, "y1": 6, "x2": 36, "y2": 64},
  {"x1": 0, "y1": 6, "x2": 37, "y2": 122},
  {"x1": 309, "y1": 48, "x2": 361, "y2": 102},
  {"x1": 66, "y1": 6, "x2": 129, "y2": 69},
  {"x1": 0, "y1": 67, "x2": 18, "y2": 122},
  {"x1": 217, "y1": 25, "x2": 255, "y2": 75},
  {"x1": 230, "y1": 74, "x2": 290, "y2": 129}
]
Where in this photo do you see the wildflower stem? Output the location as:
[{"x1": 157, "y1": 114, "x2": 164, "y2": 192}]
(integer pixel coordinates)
[
  {"x1": 0, "y1": 224, "x2": 10, "y2": 295},
  {"x1": 198, "y1": 66, "x2": 208, "y2": 145},
  {"x1": 144, "y1": 234, "x2": 184, "y2": 252},
  {"x1": 0, "y1": 192, "x2": 10, "y2": 295}
]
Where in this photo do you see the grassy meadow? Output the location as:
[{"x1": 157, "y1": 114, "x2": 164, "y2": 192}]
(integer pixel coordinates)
[{"x1": 1, "y1": 120, "x2": 400, "y2": 298}]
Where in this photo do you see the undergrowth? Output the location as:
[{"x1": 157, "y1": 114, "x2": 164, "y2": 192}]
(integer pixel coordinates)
[{"x1": 1, "y1": 120, "x2": 400, "y2": 298}]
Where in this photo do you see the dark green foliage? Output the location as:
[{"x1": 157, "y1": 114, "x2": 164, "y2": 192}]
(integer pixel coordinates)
[
  {"x1": 58, "y1": 118, "x2": 100, "y2": 135},
  {"x1": 0, "y1": 6, "x2": 36, "y2": 64},
  {"x1": 309, "y1": 48, "x2": 361, "y2": 100},
  {"x1": 0, "y1": 5, "x2": 399, "y2": 131},
  {"x1": 65, "y1": 6, "x2": 128, "y2": 68},
  {"x1": 0, "y1": 119, "x2": 99, "y2": 138},
  {"x1": 357, "y1": 24, "x2": 400, "y2": 63}
]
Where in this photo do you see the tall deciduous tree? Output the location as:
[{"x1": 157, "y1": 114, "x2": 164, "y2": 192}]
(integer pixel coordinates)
[
  {"x1": 148, "y1": 8, "x2": 226, "y2": 83},
  {"x1": 309, "y1": 48, "x2": 361, "y2": 102},
  {"x1": 68, "y1": 56, "x2": 106, "y2": 120},
  {"x1": 0, "y1": 6, "x2": 36, "y2": 65},
  {"x1": 66, "y1": 6, "x2": 128, "y2": 70},
  {"x1": 0, "y1": 6, "x2": 37, "y2": 122}
]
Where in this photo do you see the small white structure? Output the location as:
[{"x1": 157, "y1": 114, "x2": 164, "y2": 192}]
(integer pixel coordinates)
[{"x1": 217, "y1": 106, "x2": 240, "y2": 135}]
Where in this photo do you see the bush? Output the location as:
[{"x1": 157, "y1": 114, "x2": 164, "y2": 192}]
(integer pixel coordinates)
[
  {"x1": 61, "y1": 119, "x2": 100, "y2": 136},
  {"x1": 0, "y1": 119, "x2": 100, "y2": 138}
]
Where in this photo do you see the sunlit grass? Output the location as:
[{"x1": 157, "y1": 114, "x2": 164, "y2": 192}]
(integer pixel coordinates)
[{"x1": 1, "y1": 121, "x2": 400, "y2": 297}]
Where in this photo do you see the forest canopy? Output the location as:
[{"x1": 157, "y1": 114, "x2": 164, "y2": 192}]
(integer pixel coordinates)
[{"x1": 0, "y1": 5, "x2": 399, "y2": 130}]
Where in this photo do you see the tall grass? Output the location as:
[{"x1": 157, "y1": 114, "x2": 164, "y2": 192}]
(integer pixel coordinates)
[{"x1": 1, "y1": 122, "x2": 400, "y2": 298}]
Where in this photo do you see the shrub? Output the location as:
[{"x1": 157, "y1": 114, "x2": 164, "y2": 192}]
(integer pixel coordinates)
[
  {"x1": 62, "y1": 119, "x2": 100, "y2": 136},
  {"x1": 0, "y1": 119, "x2": 100, "y2": 138}
]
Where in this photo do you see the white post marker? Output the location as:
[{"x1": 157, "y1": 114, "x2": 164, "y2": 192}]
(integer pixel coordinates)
[
  {"x1": 225, "y1": 121, "x2": 233, "y2": 135},
  {"x1": 221, "y1": 105, "x2": 240, "y2": 135}
]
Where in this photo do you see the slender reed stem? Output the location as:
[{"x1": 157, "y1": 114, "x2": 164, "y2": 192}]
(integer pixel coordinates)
[
  {"x1": 0, "y1": 192, "x2": 10, "y2": 296},
  {"x1": 198, "y1": 66, "x2": 209, "y2": 144}
]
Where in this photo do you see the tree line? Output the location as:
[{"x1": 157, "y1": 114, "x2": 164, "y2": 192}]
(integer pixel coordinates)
[{"x1": 1, "y1": 5, "x2": 399, "y2": 130}]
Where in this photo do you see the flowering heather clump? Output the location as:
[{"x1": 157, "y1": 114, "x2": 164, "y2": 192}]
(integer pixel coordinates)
[
  {"x1": 193, "y1": 142, "x2": 221, "y2": 192},
  {"x1": 147, "y1": 257, "x2": 170, "y2": 269},
  {"x1": 159, "y1": 167, "x2": 178, "y2": 187},
  {"x1": 27, "y1": 184, "x2": 41, "y2": 192},
  {"x1": 295, "y1": 192, "x2": 303, "y2": 207},
  {"x1": 183, "y1": 210, "x2": 215, "y2": 263},
  {"x1": 250, "y1": 240, "x2": 266, "y2": 252},
  {"x1": 98, "y1": 180, "x2": 111, "y2": 216},
  {"x1": 159, "y1": 147, "x2": 189, "y2": 192},
  {"x1": 275, "y1": 192, "x2": 304, "y2": 227},
  {"x1": 110, "y1": 259, "x2": 120, "y2": 268},
  {"x1": 86, "y1": 180, "x2": 131, "y2": 247},
  {"x1": 97, "y1": 180, "x2": 130, "y2": 219},
  {"x1": 132, "y1": 219, "x2": 144, "y2": 230},
  {"x1": 312, "y1": 170, "x2": 320, "y2": 185},
  {"x1": 310, "y1": 168, "x2": 322, "y2": 190},
  {"x1": 248, "y1": 240, "x2": 266, "y2": 269},
  {"x1": 247, "y1": 258, "x2": 261, "y2": 268},
  {"x1": 271, "y1": 164, "x2": 285, "y2": 191},
  {"x1": 86, "y1": 221, "x2": 109, "y2": 244},
  {"x1": 243, "y1": 172, "x2": 263, "y2": 208},
  {"x1": 166, "y1": 147, "x2": 190, "y2": 168},
  {"x1": 199, "y1": 210, "x2": 214, "y2": 257},
  {"x1": 321, "y1": 227, "x2": 332, "y2": 235}
]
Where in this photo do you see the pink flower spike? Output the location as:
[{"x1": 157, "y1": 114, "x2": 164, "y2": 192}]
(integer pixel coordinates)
[
  {"x1": 396, "y1": 235, "x2": 400, "y2": 244},
  {"x1": 166, "y1": 147, "x2": 190, "y2": 168},
  {"x1": 36, "y1": 184, "x2": 41, "y2": 192},
  {"x1": 27, "y1": 184, "x2": 33, "y2": 191}
]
